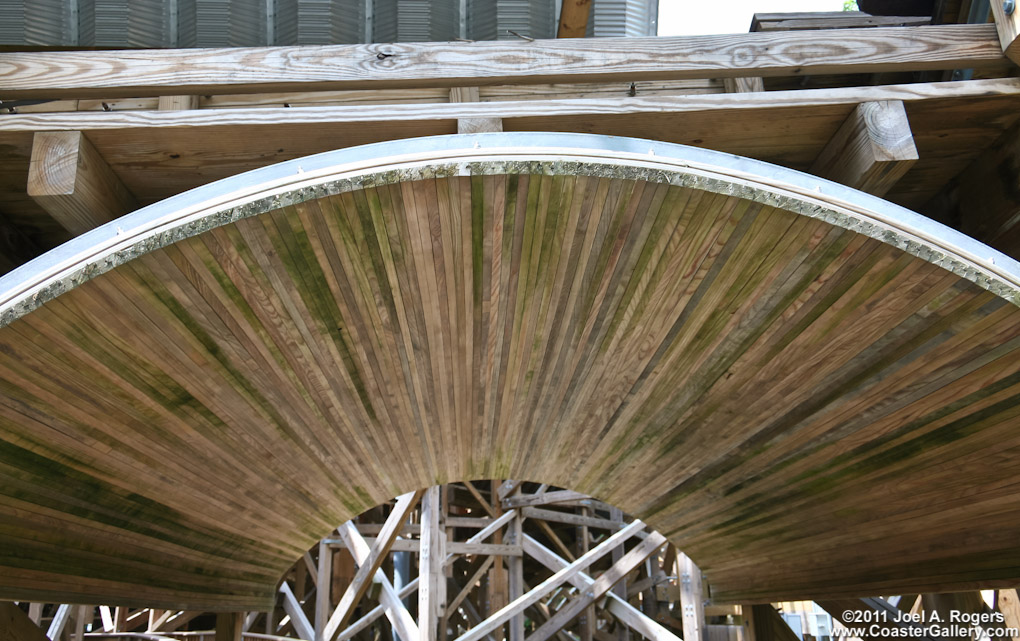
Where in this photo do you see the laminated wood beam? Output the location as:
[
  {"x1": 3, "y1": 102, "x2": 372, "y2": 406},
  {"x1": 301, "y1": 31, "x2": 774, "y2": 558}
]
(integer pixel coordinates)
[
  {"x1": 0, "y1": 25, "x2": 1007, "y2": 100},
  {"x1": 27, "y1": 130, "x2": 137, "y2": 235},
  {"x1": 991, "y1": 0, "x2": 1020, "y2": 64},
  {"x1": 809, "y1": 100, "x2": 918, "y2": 197},
  {"x1": 0, "y1": 603, "x2": 49, "y2": 641}
]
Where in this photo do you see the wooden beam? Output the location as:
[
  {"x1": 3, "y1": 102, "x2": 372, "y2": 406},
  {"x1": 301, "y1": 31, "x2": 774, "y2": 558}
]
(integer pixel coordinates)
[
  {"x1": 450, "y1": 87, "x2": 502, "y2": 134},
  {"x1": 809, "y1": 100, "x2": 918, "y2": 197},
  {"x1": 26, "y1": 130, "x2": 138, "y2": 235},
  {"x1": 158, "y1": 95, "x2": 201, "y2": 111},
  {"x1": 678, "y1": 554, "x2": 704, "y2": 641},
  {"x1": 336, "y1": 579, "x2": 420, "y2": 641},
  {"x1": 454, "y1": 520, "x2": 647, "y2": 641},
  {"x1": 503, "y1": 490, "x2": 590, "y2": 509},
  {"x1": 420, "y1": 486, "x2": 445, "y2": 641},
  {"x1": 722, "y1": 78, "x2": 765, "y2": 93},
  {"x1": 336, "y1": 521, "x2": 420, "y2": 641},
  {"x1": 558, "y1": 0, "x2": 592, "y2": 38},
  {"x1": 215, "y1": 613, "x2": 244, "y2": 641},
  {"x1": 0, "y1": 25, "x2": 1006, "y2": 99},
  {"x1": 315, "y1": 540, "x2": 333, "y2": 641},
  {"x1": 326, "y1": 490, "x2": 423, "y2": 638},
  {"x1": 280, "y1": 582, "x2": 315, "y2": 641},
  {"x1": 991, "y1": 0, "x2": 1020, "y2": 64},
  {"x1": 520, "y1": 507, "x2": 625, "y2": 530},
  {"x1": 529, "y1": 532, "x2": 668, "y2": 641},
  {"x1": 47, "y1": 605, "x2": 71, "y2": 640},
  {"x1": 521, "y1": 536, "x2": 682, "y2": 641},
  {"x1": 507, "y1": 512, "x2": 525, "y2": 641},
  {"x1": 0, "y1": 603, "x2": 49, "y2": 641}
]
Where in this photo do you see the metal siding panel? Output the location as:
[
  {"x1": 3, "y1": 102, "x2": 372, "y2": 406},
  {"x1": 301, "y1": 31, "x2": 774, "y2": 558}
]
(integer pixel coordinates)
[
  {"x1": 273, "y1": 0, "x2": 299, "y2": 44},
  {"x1": 373, "y1": 0, "x2": 399, "y2": 41},
  {"x1": 467, "y1": 0, "x2": 497, "y2": 40},
  {"x1": 23, "y1": 0, "x2": 73, "y2": 45}
]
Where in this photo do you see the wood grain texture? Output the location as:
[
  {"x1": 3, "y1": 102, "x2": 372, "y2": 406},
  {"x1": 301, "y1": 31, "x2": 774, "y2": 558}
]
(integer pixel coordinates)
[
  {"x1": 991, "y1": 0, "x2": 1020, "y2": 64},
  {"x1": 26, "y1": 131, "x2": 138, "y2": 234},
  {"x1": 0, "y1": 603, "x2": 49, "y2": 641},
  {"x1": 0, "y1": 25, "x2": 1009, "y2": 99},
  {"x1": 810, "y1": 100, "x2": 918, "y2": 196},
  {"x1": 0, "y1": 143, "x2": 1018, "y2": 610},
  {"x1": 557, "y1": 0, "x2": 592, "y2": 38}
]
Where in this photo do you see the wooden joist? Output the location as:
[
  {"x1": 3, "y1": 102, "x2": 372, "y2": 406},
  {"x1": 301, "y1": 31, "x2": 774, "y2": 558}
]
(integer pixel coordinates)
[
  {"x1": 26, "y1": 130, "x2": 137, "y2": 234},
  {"x1": 809, "y1": 100, "x2": 918, "y2": 196},
  {"x1": 0, "y1": 25, "x2": 1008, "y2": 99}
]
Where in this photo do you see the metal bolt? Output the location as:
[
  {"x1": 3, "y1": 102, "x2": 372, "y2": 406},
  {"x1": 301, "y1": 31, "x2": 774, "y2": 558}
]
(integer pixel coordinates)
[{"x1": 1005, "y1": 0, "x2": 1016, "y2": 15}]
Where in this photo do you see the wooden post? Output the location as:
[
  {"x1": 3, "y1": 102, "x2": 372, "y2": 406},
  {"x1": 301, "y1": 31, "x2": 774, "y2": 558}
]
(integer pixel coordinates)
[
  {"x1": 507, "y1": 508, "x2": 525, "y2": 641},
  {"x1": 215, "y1": 613, "x2": 244, "y2": 641},
  {"x1": 723, "y1": 77, "x2": 765, "y2": 93},
  {"x1": 72, "y1": 606, "x2": 90, "y2": 641},
  {"x1": 557, "y1": 0, "x2": 592, "y2": 37},
  {"x1": 316, "y1": 539, "x2": 333, "y2": 641},
  {"x1": 449, "y1": 87, "x2": 503, "y2": 135},
  {"x1": 577, "y1": 507, "x2": 593, "y2": 641},
  {"x1": 809, "y1": 100, "x2": 918, "y2": 197},
  {"x1": 27, "y1": 131, "x2": 138, "y2": 235},
  {"x1": 420, "y1": 485, "x2": 446, "y2": 641},
  {"x1": 157, "y1": 95, "x2": 201, "y2": 110},
  {"x1": 0, "y1": 602, "x2": 50, "y2": 641},
  {"x1": 678, "y1": 554, "x2": 704, "y2": 641}
]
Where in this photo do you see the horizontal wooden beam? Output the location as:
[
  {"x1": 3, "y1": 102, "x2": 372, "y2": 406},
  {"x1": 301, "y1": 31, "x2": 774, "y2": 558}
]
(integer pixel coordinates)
[
  {"x1": 0, "y1": 25, "x2": 1007, "y2": 100},
  {"x1": 503, "y1": 490, "x2": 591, "y2": 508},
  {"x1": 2, "y1": 78, "x2": 1016, "y2": 136}
]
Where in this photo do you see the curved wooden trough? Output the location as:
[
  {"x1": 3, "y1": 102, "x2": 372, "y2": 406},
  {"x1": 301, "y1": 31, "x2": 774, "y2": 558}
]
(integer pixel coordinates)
[{"x1": 1, "y1": 133, "x2": 1019, "y2": 609}]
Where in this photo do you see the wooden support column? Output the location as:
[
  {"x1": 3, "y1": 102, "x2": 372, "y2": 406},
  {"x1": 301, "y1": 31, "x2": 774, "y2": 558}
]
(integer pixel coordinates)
[
  {"x1": 609, "y1": 507, "x2": 630, "y2": 641},
  {"x1": 215, "y1": 613, "x2": 244, "y2": 641},
  {"x1": 449, "y1": 88, "x2": 502, "y2": 135},
  {"x1": 507, "y1": 504, "x2": 525, "y2": 641},
  {"x1": 27, "y1": 605, "x2": 42, "y2": 627},
  {"x1": 992, "y1": 0, "x2": 1020, "y2": 64},
  {"x1": 71, "y1": 606, "x2": 90, "y2": 641},
  {"x1": 741, "y1": 606, "x2": 756, "y2": 641},
  {"x1": 316, "y1": 539, "x2": 333, "y2": 641},
  {"x1": 47, "y1": 605, "x2": 71, "y2": 640},
  {"x1": 420, "y1": 485, "x2": 446, "y2": 641},
  {"x1": 27, "y1": 131, "x2": 138, "y2": 235},
  {"x1": 999, "y1": 589, "x2": 1020, "y2": 629},
  {"x1": 280, "y1": 582, "x2": 316, "y2": 641},
  {"x1": 809, "y1": 100, "x2": 918, "y2": 197},
  {"x1": 749, "y1": 606, "x2": 800, "y2": 641},
  {"x1": 557, "y1": 0, "x2": 592, "y2": 37},
  {"x1": 678, "y1": 554, "x2": 704, "y2": 641},
  {"x1": 1, "y1": 602, "x2": 50, "y2": 641},
  {"x1": 577, "y1": 507, "x2": 594, "y2": 641}
]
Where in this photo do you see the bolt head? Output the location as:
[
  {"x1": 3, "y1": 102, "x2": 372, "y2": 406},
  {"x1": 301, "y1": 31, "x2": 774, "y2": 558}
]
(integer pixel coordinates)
[{"x1": 1005, "y1": 0, "x2": 1016, "y2": 15}]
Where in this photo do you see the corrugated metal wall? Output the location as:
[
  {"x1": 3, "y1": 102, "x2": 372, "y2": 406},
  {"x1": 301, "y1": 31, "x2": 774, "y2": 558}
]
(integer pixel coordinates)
[{"x1": 0, "y1": 0, "x2": 655, "y2": 46}]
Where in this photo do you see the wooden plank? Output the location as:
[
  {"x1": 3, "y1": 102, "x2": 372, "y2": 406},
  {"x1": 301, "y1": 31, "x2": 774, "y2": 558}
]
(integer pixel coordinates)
[
  {"x1": 420, "y1": 486, "x2": 445, "y2": 641},
  {"x1": 0, "y1": 603, "x2": 49, "y2": 641},
  {"x1": 999, "y1": 589, "x2": 1020, "y2": 629},
  {"x1": 26, "y1": 130, "x2": 138, "y2": 234},
  {"x1": 722, "y1": 78, "x2": 764, "y2": 93},
  {"x1": 215, "y1": 613, "x2": 244, "y2": 641},
  {"x1": 454, "y1": 520, "x2": 647, "y2": 641},
  {"x1": 336, "y1": 579, "x2": 420, "y2": 641},
  {"x1": 0, "y1": 25, "x2": 1007, "y2": 99},
  {"x1": 529, "y1": 532, "x2": 668, "y2": 641},
  {"x1": 809, "y1": 100, "x2": 918, "y2": 197},
  {"x1": 991, "y1": 0, "x2": 1020, "y2": 64},
  {"x1": 507, "y1": 512, "x2": 524, "y2": 641},
  {"x1": 325, "y1": 490, "x2": 422, "y2": 638},
  {"x1": 47, "y1": 605, "x2": 71, "y2": 640},
  {"x1": 558, "y1": 0, "x2": 592, "y2": 38},
  {"x1": 315, "y1": 540, "x2": 332, "y2": 641}
]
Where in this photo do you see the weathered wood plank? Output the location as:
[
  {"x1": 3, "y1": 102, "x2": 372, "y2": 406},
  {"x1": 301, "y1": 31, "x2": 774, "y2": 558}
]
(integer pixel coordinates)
[
  {"x1": 0, "y1": 25, "x2": 1007, "y2": 99},
  {"x1": 557, "y1": 0, "x2": 592, "y2": 38},
  {"x1": 991, "y1": 0, "x2": 1020, "y2": 64}
]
